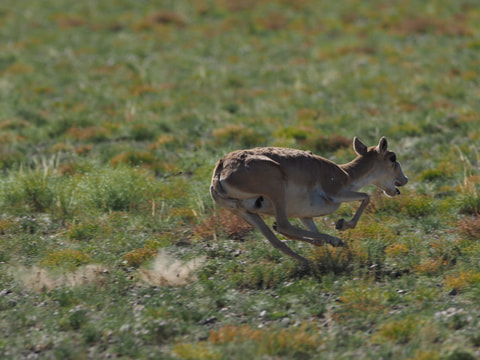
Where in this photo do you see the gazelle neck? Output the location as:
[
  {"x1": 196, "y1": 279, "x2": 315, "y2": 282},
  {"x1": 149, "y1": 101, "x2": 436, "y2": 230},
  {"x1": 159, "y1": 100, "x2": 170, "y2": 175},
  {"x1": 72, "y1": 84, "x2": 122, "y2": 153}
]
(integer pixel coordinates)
[{"x1": 340, "y1": 155, "x2": 377, "y2": 191}]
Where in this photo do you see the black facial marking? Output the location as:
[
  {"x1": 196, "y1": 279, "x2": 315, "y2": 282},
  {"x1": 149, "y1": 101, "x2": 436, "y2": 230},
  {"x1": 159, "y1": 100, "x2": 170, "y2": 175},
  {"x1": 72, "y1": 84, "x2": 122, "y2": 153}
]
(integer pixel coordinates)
[{"x1": 255, "y1": 196, "x2": 264, "y2": 208}]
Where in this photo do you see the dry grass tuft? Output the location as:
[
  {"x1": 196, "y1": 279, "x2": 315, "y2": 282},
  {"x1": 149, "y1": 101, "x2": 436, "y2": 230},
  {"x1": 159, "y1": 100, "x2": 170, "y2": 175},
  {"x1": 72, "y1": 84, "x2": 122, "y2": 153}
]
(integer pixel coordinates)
[
  {"x1": 74, "y1": 144, "x2": 94, "y2": 156},
  {"x1": 443, "y1": 270, "x2": 480, "y2": 293},
  {"x1": 457, "y1": 215, "x2": 480, "y2": 240},
  {"x1": 310, "y1": 246, "x2": 354, "y2": 274},
  {"x1": 51, "y1": 13, "x2": 87, "y2": 28},
  {"x1": 457, "y1": 175, "x2": 480, "y2": 215},
  {"x1": 147, "y1": 11, "x2": 187, "y2": 27},
  {"x1": 134, "y1": 11, "x2": 187, "y2": 31},
  {"x1": 212, "y1": 124, "x2": 265, "y2": 147},
  {"x1": 254, "y1": 13, "x2": 288, "y2": 31},
  {"x1": 219, "y1": 0, "x2": 256, "y2": 12},
  {"x1": 194, "y1": 209, "x2": 253, "y2": 241},
  {"x1": 66, "y1": 126, "x2": 110, "y2": 142},
  {"x1": 208, "y1": 323, "x2": 322, "y2": 355},
  {"x1": 414, "y1": 258, "x2": 448, "y2": 276},
  {"x1": 373, "y1": 316, "x2": 420, "y2": 344},
  {"x1": 335, "y1": 284, "x2": 387, "y2": 322},
  {"x1": 110, "y1": 151, "x2": 155, "y2": 167},
  {"x1": 385, "y1": 16, "x2": 473, "y2": 37},
  {"x1": 0, "y1": 218, "x2": 14, "y2": 235},
  {"x1": 301, "y1": 134, "x2": 351, "y2": 153}
]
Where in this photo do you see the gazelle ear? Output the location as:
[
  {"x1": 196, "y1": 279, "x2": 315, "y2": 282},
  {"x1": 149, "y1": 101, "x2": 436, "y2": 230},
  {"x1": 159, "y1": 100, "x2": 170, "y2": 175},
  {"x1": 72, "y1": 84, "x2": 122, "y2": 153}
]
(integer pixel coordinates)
[
  {"x1": 353, "y1": 137, "x2": 368, "y2": 156},
  {"x1": 377, "y1": 137, "x2": 388, "y2": 154}
]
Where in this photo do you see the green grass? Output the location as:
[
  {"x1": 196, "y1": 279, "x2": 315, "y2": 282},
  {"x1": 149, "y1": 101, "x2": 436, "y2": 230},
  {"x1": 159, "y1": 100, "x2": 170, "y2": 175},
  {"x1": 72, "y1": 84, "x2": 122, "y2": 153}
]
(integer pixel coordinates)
[{"x1": 1, "y1": 0, "x2": 480, "y2": 358}]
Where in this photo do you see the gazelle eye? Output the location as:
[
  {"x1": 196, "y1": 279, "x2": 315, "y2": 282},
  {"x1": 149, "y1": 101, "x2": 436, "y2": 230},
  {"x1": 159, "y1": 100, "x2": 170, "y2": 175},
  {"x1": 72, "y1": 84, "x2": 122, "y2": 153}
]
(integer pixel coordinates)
[{"x1": 390, "y1": 154, "x2": 397, "y2": 162}]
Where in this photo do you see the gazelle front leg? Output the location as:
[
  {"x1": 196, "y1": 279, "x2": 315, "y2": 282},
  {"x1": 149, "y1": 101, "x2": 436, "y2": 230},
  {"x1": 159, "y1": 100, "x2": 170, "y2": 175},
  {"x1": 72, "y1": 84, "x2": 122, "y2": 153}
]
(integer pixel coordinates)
[{"x1": 335, "y1": 192, "x2": 370, "y2": 231}]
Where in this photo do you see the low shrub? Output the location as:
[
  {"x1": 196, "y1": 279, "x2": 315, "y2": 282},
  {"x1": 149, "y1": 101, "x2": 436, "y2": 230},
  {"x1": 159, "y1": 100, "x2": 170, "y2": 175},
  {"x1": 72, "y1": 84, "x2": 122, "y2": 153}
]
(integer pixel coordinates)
[
  {"x1": 301, "y1": 134, "x2": 351, "y2": 153},
  {"x1": 373, "y1": 316, "x2": 421, "y2": 344},
  {"x1": 0, "y1": 169, "x2": 57, "y2": 213},
  {"x1": 129, "y1": 123, "x2": 157, "y2": 141},
  {"x1": 207, "y1": 323, "x2": 323, "y2": 357},
  {"x1": 420, "y1": 168, "x2": 446, "y2": 182},
  {"x1": 122, "y1": 248, "x2": 157, "y2": 268},
  {"x1": 212, "y1": 124, "x2": 265, "y2": 148},
  {"x1": 335, "y1": 284, "x2": 387, "y2": 323},
  {"x1": 231, "y1": 261, "x2": 294, "y2": 289},
  {"x1": 404, "y1": 195, "x2": 434, "y2": 218},
  {"x1": 443, "y1": 270, "x2": 480, "y2": 293},
  {"x1": 273, "y1": 127, "x2": 351, "y2": 153},
  {"x1": 110, "y1": 150, "x2": 156, "y2": 167},
  {"x1": 172, "y1": 343, "x2": 220, "y2": 360},
  {"x1": 66, "y1": 126, "x2": 111, "y2": 142},
  {"x1": 78, "y1": 165, "x2": 158, "y2": 212},
  {"x1": 310, "y1": 245, "x2": 354, "y2": 275},
  {"x1": 457, "y1": 175, "x2": 480, "y2": 215},
  {"x1": 41, "y1": 249, "x2": 91, "y2": 270},
  {"x1": 66, "y1": 221, "x2": 105, "y2": 241}
]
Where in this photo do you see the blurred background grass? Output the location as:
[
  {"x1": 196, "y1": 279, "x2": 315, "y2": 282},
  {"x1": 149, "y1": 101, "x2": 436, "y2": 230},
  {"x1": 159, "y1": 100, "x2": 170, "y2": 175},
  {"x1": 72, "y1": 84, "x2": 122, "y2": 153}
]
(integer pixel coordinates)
[{"x1": 1, "y1": 1, "x2": 480, "y2": 359}]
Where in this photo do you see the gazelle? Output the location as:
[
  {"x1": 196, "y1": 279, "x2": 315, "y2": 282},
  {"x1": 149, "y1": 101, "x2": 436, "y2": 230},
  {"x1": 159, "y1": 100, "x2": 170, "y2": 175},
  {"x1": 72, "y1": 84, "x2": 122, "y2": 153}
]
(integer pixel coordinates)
[{"x1": 210, "y1": 137, "x2": 408, "y2": 265}]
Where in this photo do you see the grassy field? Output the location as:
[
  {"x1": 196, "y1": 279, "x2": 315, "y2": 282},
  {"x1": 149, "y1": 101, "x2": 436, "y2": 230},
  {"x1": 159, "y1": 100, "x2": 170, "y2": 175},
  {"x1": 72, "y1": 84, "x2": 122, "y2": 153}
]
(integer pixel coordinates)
[{"x1": 1, "y1": 0, "x2": 480, "y2": 358}]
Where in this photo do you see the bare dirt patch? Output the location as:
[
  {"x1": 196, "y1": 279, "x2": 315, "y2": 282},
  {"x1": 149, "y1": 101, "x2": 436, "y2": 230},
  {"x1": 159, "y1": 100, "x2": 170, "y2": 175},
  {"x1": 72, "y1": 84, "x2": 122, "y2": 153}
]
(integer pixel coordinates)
[
  {"x1": 12, "y1": 264, "x2": 109, "y2": 292},
  {"x1": 139, "y1": 252, "x2": 205, "y2": 286}
]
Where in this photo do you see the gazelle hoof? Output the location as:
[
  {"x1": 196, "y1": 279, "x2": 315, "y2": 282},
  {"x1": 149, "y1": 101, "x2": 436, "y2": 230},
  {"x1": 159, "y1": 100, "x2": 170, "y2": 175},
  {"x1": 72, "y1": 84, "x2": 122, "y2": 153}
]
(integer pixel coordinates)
[
  {"x1": 335, "y1": 219, "x2": 345, "y2": 230},
  {"x1": 329, "y1": 237, "x2": 344, "y2": 247}
]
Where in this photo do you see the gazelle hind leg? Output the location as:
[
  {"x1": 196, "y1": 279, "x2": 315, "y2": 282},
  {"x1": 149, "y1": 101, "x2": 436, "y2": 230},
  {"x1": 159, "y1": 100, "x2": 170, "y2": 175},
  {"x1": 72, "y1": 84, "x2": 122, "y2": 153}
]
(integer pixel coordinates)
[
  {"x1": 298, "y1": 217, "x2": 345, "y2": 246},
  {"x1": 279, "y1": 225, "x2": 344, "y2": 247},
  {"x1": 237, "y1": 212, "x2": 310, "y2": 265},
  {"x1": 300, "y1": 218, "x2": 319, "y2": 233},
  {"x1": 270, "y1": 197, "x2": 344, "y2": 247}
]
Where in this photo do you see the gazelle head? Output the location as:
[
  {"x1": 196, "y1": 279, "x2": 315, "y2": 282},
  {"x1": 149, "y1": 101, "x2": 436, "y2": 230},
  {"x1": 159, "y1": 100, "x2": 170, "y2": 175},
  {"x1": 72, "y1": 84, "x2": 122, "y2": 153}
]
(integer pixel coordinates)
[{"x1": 354, "y1": 137, "x2": 408, "y2": 197}]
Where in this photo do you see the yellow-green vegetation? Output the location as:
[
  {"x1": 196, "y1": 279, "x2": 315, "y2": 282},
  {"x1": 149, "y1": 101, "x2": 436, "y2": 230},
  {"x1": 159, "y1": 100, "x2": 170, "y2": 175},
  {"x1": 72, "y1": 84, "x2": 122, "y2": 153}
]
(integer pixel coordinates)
[
  {"x1": 41, "y1": 249, "x2": 91, "y2": 271},
  {"x1": 1, "y1": 0, "x2": 480, "y2": 359}
]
